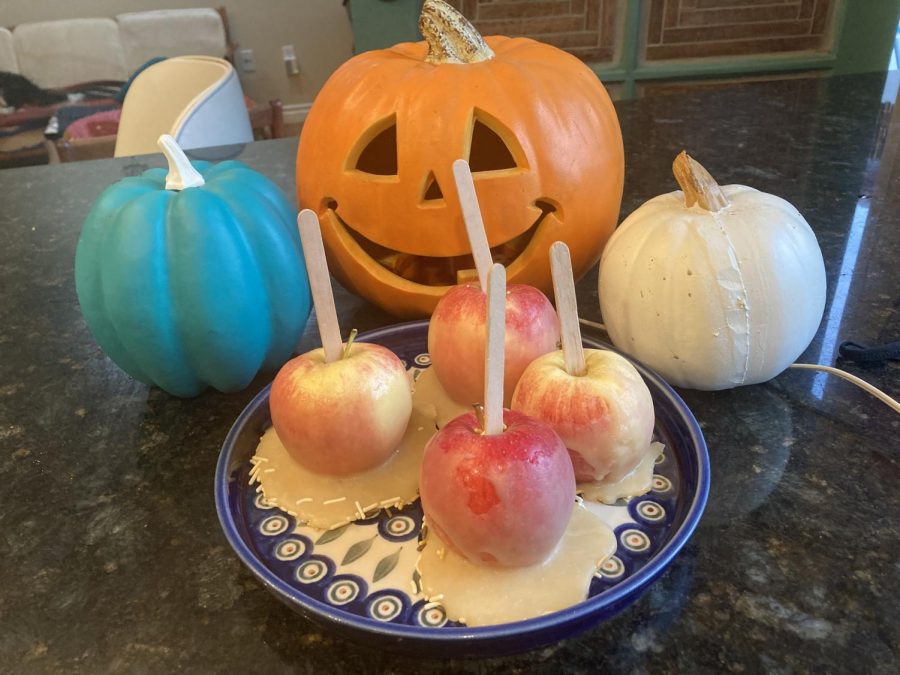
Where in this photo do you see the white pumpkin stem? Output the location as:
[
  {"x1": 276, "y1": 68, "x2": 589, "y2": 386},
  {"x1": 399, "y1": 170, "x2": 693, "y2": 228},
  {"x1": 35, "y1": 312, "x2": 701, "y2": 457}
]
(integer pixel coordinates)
[
  {"x1": 158, "y1": 134, "x2": 205, "y2": 191},
  {"x1": 420, "y1": 0, "x2": 494, "y2": 65},
  {"x1": 673, "y1": 151, "x2": 729, "y2": 212}
]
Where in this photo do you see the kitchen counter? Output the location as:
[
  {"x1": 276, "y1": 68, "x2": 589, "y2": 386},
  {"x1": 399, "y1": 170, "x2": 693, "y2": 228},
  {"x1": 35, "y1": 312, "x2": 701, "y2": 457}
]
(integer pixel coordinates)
[{"x1": 1, "y1": 72, "x2": 897, "y2": 673}]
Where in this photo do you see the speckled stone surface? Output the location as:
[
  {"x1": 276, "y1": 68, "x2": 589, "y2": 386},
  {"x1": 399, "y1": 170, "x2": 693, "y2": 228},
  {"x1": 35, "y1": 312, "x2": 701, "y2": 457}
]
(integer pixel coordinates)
[{"x1": 1, "y1": 73, "x2": 898, "y2": 673}]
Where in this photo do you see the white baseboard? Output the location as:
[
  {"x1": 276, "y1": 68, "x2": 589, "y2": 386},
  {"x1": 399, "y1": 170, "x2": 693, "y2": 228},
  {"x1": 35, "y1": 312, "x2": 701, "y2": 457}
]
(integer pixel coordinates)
[{"x1": 282, "y1": 102, "x2": 313, "y2": 125}]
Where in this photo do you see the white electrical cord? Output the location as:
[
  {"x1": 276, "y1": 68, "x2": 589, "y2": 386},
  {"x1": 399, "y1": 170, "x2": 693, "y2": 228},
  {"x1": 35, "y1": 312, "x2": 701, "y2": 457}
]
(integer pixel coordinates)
[
  {"x1": 578, "y1": 317, "x2": 899, "y2": 414},
  {"x1": 578, "y1": 318, "x2": 606, "y2": 332},
  {"x1": 788, "y1": 363, "x2": 900, "y2": 413}
]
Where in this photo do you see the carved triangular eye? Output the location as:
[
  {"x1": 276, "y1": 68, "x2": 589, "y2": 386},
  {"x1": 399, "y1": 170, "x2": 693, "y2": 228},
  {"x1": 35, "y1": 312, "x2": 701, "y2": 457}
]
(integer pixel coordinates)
[
  {"x1": 468, "y1": 111, "x2": 522, "y2": 172},
  {"x1": 353, "y1": 115, "x2": 398, "y2": 175}
]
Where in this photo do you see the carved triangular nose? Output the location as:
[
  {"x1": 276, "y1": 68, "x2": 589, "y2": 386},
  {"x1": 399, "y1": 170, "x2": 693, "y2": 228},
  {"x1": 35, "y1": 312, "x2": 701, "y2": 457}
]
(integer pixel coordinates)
[{"x1": 422, "y1": 171, "x2": 444, "y2": 201}]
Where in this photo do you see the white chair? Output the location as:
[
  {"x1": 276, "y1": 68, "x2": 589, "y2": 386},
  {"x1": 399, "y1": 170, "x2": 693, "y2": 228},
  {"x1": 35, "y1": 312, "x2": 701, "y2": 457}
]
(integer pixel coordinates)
[{"x1": 114, "y1": 55, "x2": 253, "y2": 157}]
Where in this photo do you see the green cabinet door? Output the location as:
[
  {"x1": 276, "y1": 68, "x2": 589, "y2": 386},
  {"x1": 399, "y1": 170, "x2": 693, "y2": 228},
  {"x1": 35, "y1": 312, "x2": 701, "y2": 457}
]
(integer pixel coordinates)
[
  {"x1": 346, "y1": 1, "x2": 900, "y2": 91},
  {"x1": 347, "y1": 0, "x2": 421, "y2": 54}
]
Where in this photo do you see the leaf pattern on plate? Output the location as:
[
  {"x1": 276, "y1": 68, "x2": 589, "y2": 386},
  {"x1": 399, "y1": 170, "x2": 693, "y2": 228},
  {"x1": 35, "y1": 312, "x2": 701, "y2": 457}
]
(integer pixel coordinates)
[
  {"x1": 342, "y1": 534, "x2": 377, "y2": 565},
  {"x1": 316, "y1": 523, "x2": 350, "y2": 545},
  {"x1": 373, "y1": 548, "x2": 402, "y2": 583}
]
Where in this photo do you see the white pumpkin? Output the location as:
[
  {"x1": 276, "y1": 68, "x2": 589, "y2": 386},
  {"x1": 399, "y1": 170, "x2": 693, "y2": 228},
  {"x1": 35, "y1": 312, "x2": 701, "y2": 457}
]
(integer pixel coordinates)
[{"x1": 598, "y1": 152, "x2": 826, "y2": 390}]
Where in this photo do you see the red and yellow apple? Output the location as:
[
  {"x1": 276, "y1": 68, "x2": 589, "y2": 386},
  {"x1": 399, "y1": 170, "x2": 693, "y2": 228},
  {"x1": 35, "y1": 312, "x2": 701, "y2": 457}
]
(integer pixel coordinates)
[
  {"x1": 511, "y1": 349, "x2": 654, "y2": 483},
  {"x1": 419, "y1": 409, "x2": 574, "y2": 567},
  {"x1": 427, "y1": 283, "x2": 559, "y2": 407},
  {"x1": 269, "y1": 343, "x2": 412, "y2": 476}
]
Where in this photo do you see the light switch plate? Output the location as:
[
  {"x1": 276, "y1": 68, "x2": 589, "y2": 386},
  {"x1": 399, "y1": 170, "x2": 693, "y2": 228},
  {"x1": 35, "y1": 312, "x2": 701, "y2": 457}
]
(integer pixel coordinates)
[
  {"x1": 238, "y1": 48, "x2": 256, "y2": 73},
  {"x1": 282, "y1": 45, "x2": 299, "y2": 76}
]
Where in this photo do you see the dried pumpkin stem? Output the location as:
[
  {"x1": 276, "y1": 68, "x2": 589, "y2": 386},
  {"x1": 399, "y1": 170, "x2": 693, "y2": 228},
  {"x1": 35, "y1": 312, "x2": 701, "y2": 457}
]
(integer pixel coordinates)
[
  {"x1": 420, "y1": 0, "x2": 494, "y2": 65},
  {"x1": 672, "y1": 151, "x2": 730, "y2": 212}
]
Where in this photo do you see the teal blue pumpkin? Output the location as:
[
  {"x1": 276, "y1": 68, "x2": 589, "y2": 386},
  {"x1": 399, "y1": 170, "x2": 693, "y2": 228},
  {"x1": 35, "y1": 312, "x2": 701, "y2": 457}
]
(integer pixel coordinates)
[{"x1": 75, "y1": 135, "x2": 311, "y2": 397}]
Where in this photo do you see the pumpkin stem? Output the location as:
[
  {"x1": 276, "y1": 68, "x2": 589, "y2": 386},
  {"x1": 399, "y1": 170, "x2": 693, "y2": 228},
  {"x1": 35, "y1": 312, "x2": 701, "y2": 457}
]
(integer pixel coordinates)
[
  {"x1": 420, "y1": 0, "x2": 494, "y2": 65},
  {"x1": 158, "y1": 134, "x2": 205, "y2": 191},
  {"x1": 672, "y1": 151, "x2": 729, "y2": 212}
]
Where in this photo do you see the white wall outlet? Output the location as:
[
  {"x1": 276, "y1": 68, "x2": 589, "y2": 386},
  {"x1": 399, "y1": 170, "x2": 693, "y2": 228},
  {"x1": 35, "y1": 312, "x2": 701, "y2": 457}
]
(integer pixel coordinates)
[
  {"x1": 282, "y1": 44, "x2": 300, "y2": 76},
  {"x1": 238, "y1": 48, "x2": 256, "y2": 73}
]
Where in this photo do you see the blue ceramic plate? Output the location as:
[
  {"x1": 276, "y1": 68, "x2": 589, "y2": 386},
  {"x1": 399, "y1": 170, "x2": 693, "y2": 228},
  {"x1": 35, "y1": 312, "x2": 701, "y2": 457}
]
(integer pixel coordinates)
[{"x1": 215, "y1": 320, "x2": 709, "y2": 657}]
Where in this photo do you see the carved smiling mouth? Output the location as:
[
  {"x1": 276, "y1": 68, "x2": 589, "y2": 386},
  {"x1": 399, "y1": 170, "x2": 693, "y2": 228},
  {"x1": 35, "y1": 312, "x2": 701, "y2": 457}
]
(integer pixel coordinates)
[{"x1": 326, "y1": 200, "x2": 557, "y2": 287}]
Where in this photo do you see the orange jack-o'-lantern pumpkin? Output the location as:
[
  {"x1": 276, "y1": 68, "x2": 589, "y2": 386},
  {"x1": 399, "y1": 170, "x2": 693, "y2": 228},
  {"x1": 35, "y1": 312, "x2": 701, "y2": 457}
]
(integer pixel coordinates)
[{"x1": 297, "y1": 0, "x2": 624, "y2": 318}]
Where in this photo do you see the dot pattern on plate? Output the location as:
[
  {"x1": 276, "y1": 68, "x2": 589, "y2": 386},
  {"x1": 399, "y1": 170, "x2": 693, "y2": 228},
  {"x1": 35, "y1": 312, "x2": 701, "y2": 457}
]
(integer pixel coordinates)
[
  {"x1": 275, "y1": 538, "x2": 308, "y2": 562},
  {"x1": 652, "y1": 475, "x2": 673, "y2": 492},
  {"x1": 366, "y1": 591, "x2": 409, "y2": 623},
  {"x1": 595, "y1": 555, "x2": 626, "y2": 581},
  {"x1": 416, "y1": 602, "x2": 448, "y2": 628},
  {"x1": 236, "y1": 348, "x2": 684, "y2": 625},
  {"x1": 634, "y1": 500, "x2": 666, "y2": 524},
  {"x1": 255, "y1": 493, "x2": 276, "y2": 510},
  {"x1": 259, "y1": 515, "x2": 289, "y2": 536},
  {"x1": 619, "y1": 528, "x2": 652, "y2": 553},
  {"x1": 295, "y1": 557, "x2": 332, "y2": 585},
  {"x1": 327, "y1": 577, "x2": 364, "y2": 606},
  {"x1": 378, "y1": 515, "x2": 418, "y2": 542}
]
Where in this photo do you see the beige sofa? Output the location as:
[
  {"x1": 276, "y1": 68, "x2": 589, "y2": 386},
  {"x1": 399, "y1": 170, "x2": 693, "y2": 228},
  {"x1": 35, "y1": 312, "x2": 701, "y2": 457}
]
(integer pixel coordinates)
[{"x1": 0, "y1": 8, "x2": 229, "y2": 88}]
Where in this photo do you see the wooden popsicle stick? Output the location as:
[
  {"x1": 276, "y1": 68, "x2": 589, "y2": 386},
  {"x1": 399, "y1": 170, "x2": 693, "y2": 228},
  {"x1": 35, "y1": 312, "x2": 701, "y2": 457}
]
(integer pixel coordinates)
[
  {"x1": 550, "y1": 241, "x2": 586, "y2": 376},
  {"x1": 452, "y1": 159, "x2": 493, "y2": 293},
  {"x1": 483, "y1": 263, "x2": 506, "y2": 435},
  {"x1": 297, "y1": 209, "x2": 343, "y2": 363}
]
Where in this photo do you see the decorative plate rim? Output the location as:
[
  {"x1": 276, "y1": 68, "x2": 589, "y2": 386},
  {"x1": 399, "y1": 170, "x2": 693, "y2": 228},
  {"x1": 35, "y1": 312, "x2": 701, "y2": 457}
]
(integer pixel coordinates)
[{"x1": 214, "y1": 320, "x2": 710, "y2": 644}]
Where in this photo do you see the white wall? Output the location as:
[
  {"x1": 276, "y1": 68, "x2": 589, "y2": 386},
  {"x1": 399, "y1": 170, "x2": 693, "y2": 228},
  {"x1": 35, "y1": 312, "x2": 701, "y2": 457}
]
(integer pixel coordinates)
[{"x1": 1, "y1": 0, "x2": 354, "y2": 117}]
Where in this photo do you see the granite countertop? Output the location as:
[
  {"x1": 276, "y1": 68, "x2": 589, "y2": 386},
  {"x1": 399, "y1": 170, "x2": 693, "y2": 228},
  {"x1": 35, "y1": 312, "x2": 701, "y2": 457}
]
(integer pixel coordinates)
[{"x1": 0, "y1": 73, "x2": 897, "y2": 673}]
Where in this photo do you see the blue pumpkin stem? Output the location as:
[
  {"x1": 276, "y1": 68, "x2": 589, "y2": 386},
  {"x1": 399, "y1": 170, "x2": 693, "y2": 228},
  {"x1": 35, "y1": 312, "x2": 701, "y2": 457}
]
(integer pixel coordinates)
[{"x1": 158, "y1": 134, "x2": 205, "y2": 191}]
